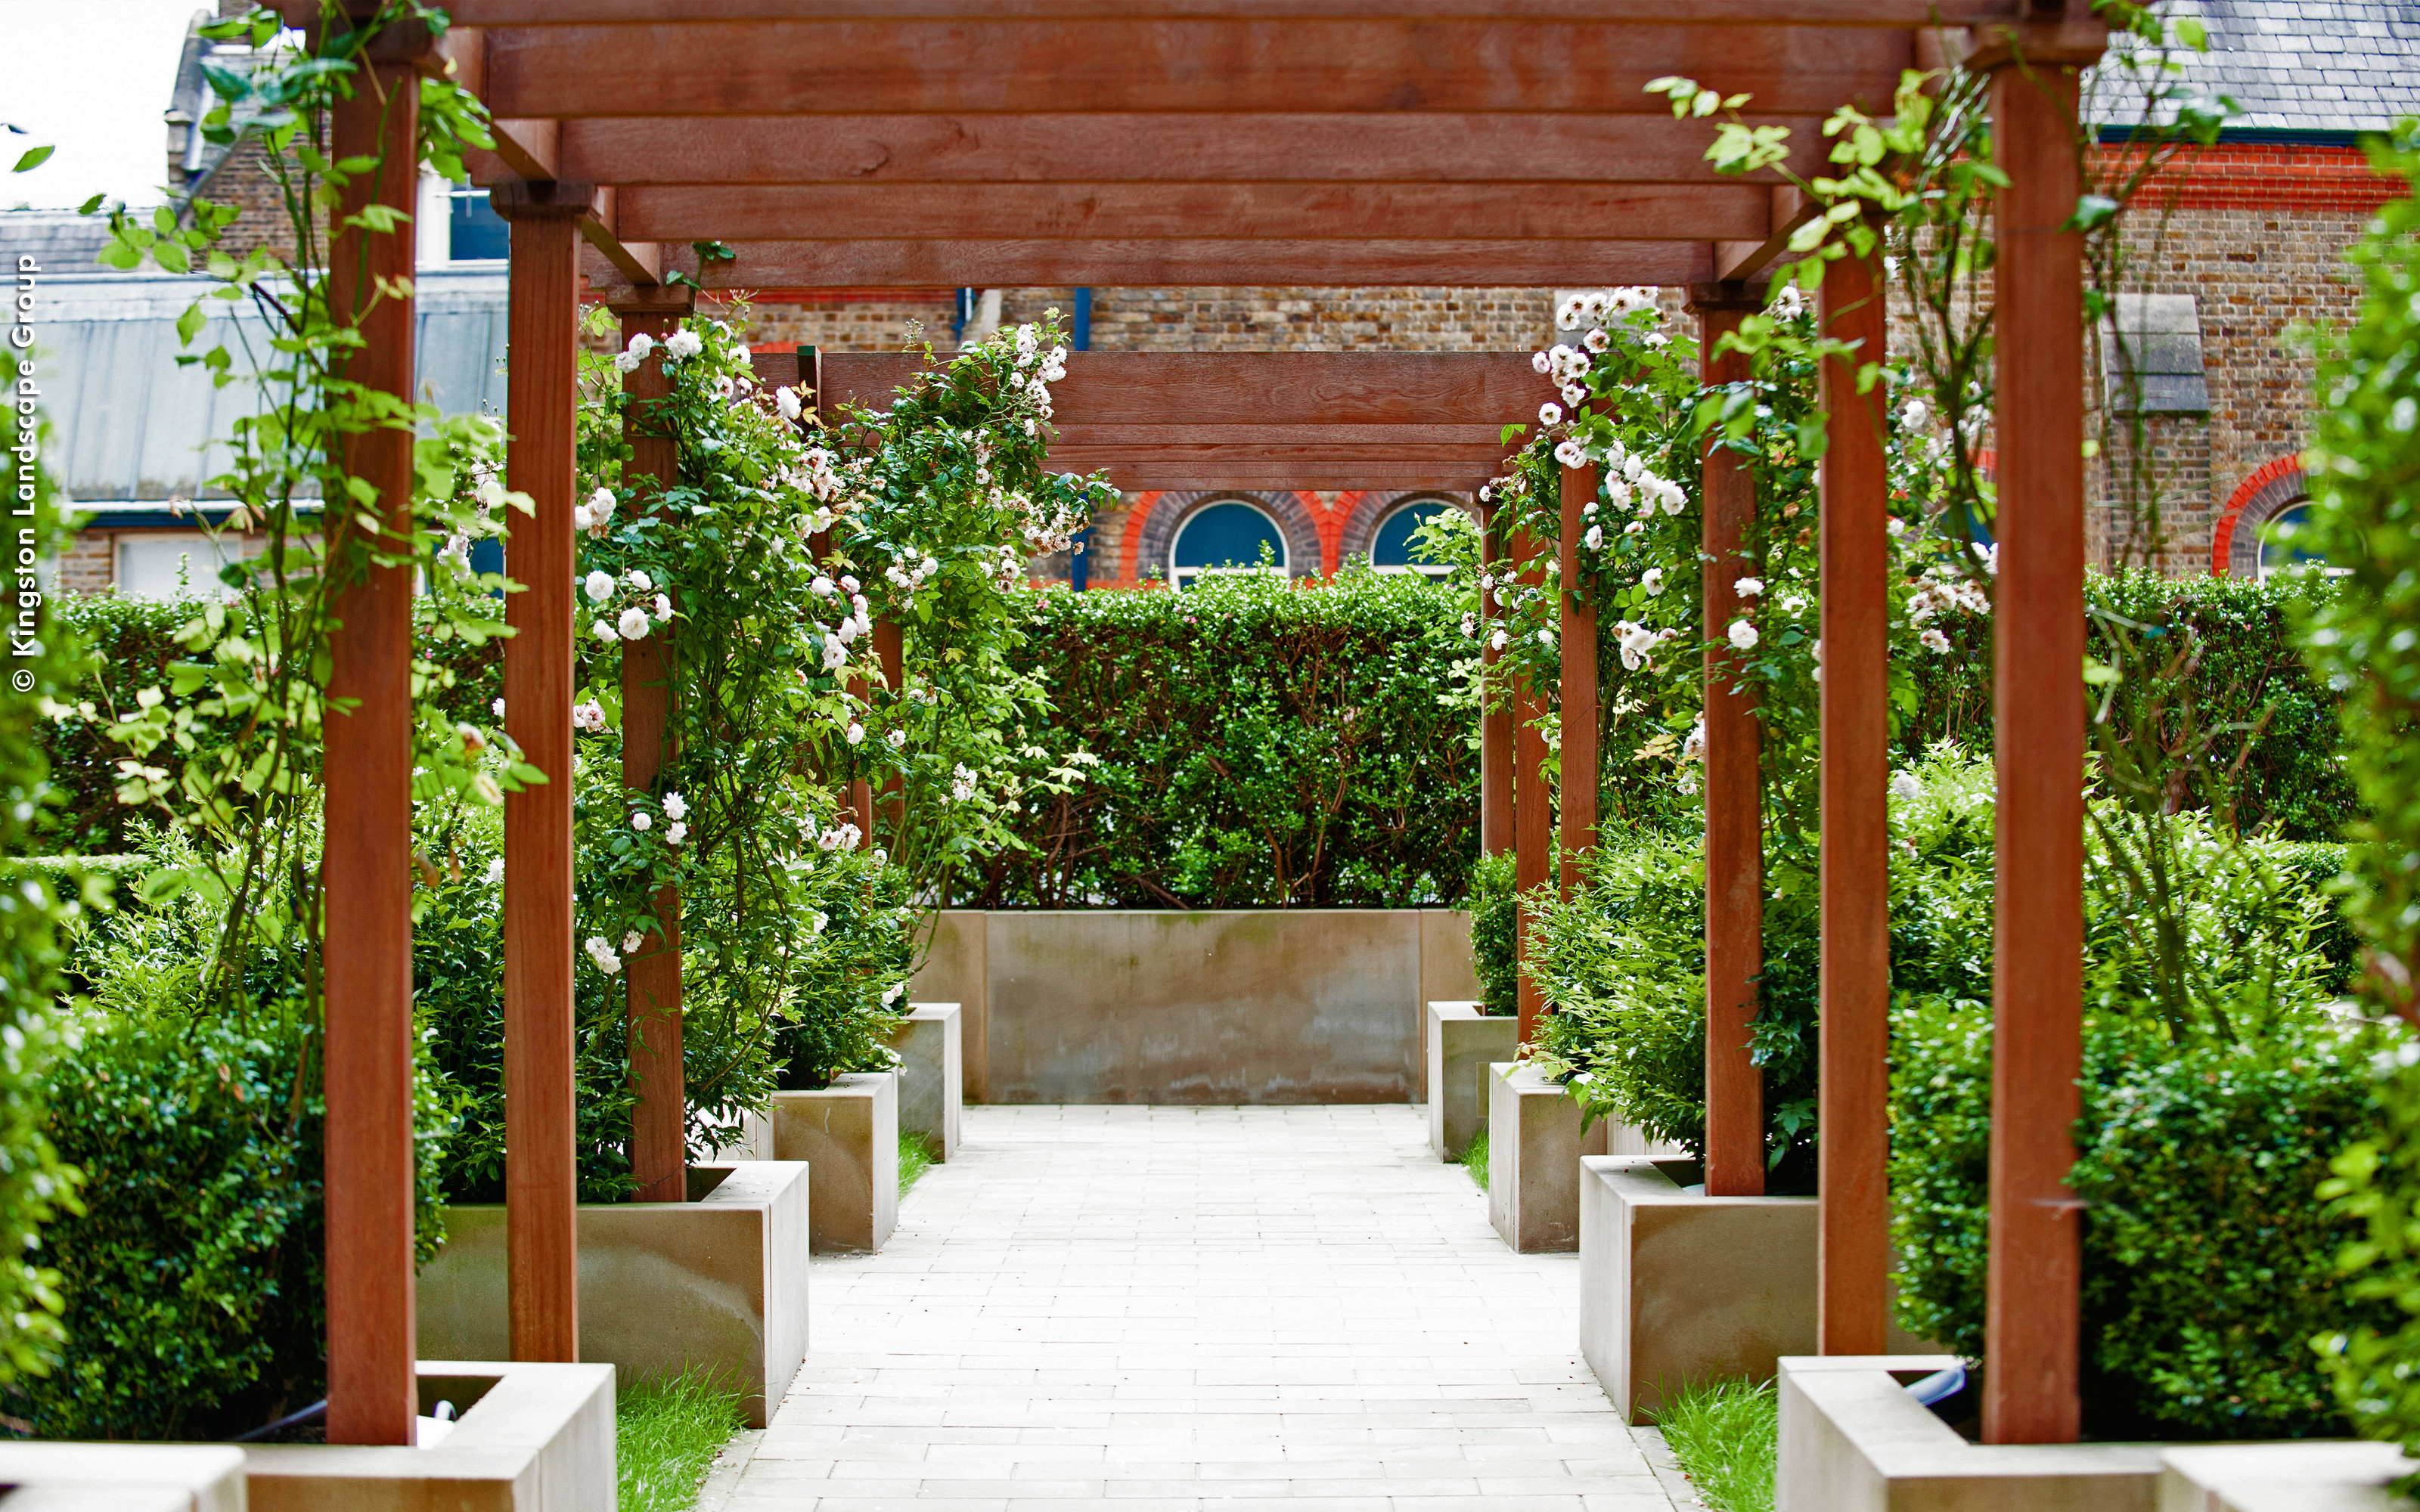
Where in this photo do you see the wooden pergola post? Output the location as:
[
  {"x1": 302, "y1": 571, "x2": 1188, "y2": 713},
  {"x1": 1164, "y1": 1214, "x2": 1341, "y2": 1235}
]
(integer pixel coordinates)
[
  {"x1": 1690, "y1": 283, "x2": 1767, "y2": 1198},
  {"x1": 1982, "y1": 29, "x2": 2097, "y2": 1445},
  {"x1": 1480, "y1": 507, "x2": 1512, "y2": 859},
  {"x1": 1817, "y1": 240, "x2": 1892, "y2": 1356},
  {"x1": 321, "y1": 42, "x2": 421, "y2": 1448},
  {"x1": 612, "y1": 286, "x2": 694, "y2": 1205},
  {"x1": 1512, "y1": 519, "x2": 1553, "y2": 1046},
  {"x1": 495, "y1": 183, "x2": 588, "y2": 1360},
  {"x1": 1557, "y1": 459, "x2": 1599, "y2": 895}
]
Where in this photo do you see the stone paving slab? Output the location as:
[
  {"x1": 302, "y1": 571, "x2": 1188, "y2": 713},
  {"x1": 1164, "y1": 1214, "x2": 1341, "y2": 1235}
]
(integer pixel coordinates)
[{"x1": 728, "y1": 1105, "x2": 1679, "y2": 1510}]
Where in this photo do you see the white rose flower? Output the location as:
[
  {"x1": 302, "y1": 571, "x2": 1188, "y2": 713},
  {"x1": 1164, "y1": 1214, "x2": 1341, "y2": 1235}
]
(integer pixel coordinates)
[
  {"x1": 1735, "y1": 576, "x2": 1764, "y2": 597},
  {"x1": 625, "y1": 333, "x2": 656, "y2": 363},
  {"x1": 484, "y1": 857, "x2": 505, "y2": 885},
  {"x1": 665, "y1": 821, "x2": 687, "y2": 844},
  {"x1": 654, "y1": 593, "x2": 672, "y2": 620},
  {"x1": 846, "y1": 721, "x2": 865, "y2": 745},
  {"x1": 593, "y1": 619, "x2": 619, "y2": 643},
  {"x1": 492, "y1": 696, "x2": 506, "y2": 718},
  {"x1": 631, "y1": 811, "x2": 652, "y2": 832},
  {"x1": 1537, "y1": 627, "x2": 1555, "y2": 647},
  {"x1": 628, "y1": 569, "x2": 653, "y2": 592},
  {"x1": 1539, "y1": 401, "x2": 1562, "y2": 426},
  {"x1": 1642, "y1": 566, "x2": 1665, "y2": 596},
  {"x1": 618, "y1": 606, "x2": 652, "y2": 640},
  {"x1": 776, "y1": 386, "x2": 802, "y2": 421},
  {"x1": 1561, "y1": 383, "x2": 1586, "y2": 407},
  {"x1": 1920, "y1": 627, "x2": 1952, "y2": 654},
  {"x1": 1891, "y1": 771, "x2": 1924, "y2": 801},
  {"x1": 662, "y1": 792, "x2": 688, "y2": 821},
  {"x1": 1531, "y1": 350, "x2": 1553, "y2": 375},
  {"x1": 1490, "y1": 628, "x2": 1509, "y2": 652},
  {"x1": 583, "y1": 570, "x2": 614, "y2": 603},
  {"x1": 1728, "y1": 619, "x2": 1760, "y2": 651},
  {"x1": 886, "y1": 727, "x2": 907, "y2": 749},
  {"x1": 623, "y1": 931, "x2": 645, "y2": 953},
  {"x1": 663, "y1": 328, "x2": 703, "y2": 361},
  {"x1": 1584, "y1": 525, "x2": 1603, "y2": 550}
]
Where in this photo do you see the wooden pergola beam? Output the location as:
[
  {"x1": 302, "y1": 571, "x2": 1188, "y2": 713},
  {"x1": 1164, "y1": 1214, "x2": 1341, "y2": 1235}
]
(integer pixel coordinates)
[
  {"x1": 441, "y1": 0, "x2": 2022, "y2": 26},
  {"x1": 613, "y1": 181, "x2": 1770, "y2": 243},
  {"x1": 534, "y1": 113, "x2": 1827, "y2": 187},
  {"x1": 479, "y1": 21, "x2": 1912, "y2": 119},
  {"x1": 816, "y1": 351, "x2": 1547, "y2": 425},
  {"x1": 1068, "y1": 467, "x2": 1493, "y2": 490},
  {"x1": 584, "y1": 239, "x2": 1712, "y2": 290}
]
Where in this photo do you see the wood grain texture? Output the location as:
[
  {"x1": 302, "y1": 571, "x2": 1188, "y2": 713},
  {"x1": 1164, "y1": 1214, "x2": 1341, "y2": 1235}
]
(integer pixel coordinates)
[
  {"x1": 1481, "y1": 507, "x2": 1512, "y2": 859},
  {"x1": 484, "y1": 20, "x2": 1912, "y2": 119},
  {"x1": 1557, "y1": 460, "x2": 1598, "y2": 895},
  {"x1": 1817, "y1": 243, "x2": 1891, "y2": 1357},
  {"x1": 616, "y1": 181, "x2": 1767, "y2": 242},
  {"x1": 552, "y1": 113, "x2": 1825, "y2": 187},
  {"x1": 1692, "y1": 287, "x2": 1765, "y2": 1199},
  {"x1": 1512, "y1": 526, "x2": 1553, "y2": 1048},
  {"x1": 1984, "y1": 60, "x2": 2090, "y2": 1448},
  {"x1": 820, "y1": 352, "x2": 1549, "y2": 426},
  {"x1": 448, "y1": 0, "x2": 2019, "y2": 26},
  {"x1": 617, "y1": 305, "x2": 689, "y2": 1206},
  {"x1": 501, "y1": 208, "x2": 582, "y2": 1362},
  {"x1": 322, "y1": 60, "x2": 421, "y2": 1449},
  {"x1": 600, "y1": 237, "x2": 1712, "y2": 289}
]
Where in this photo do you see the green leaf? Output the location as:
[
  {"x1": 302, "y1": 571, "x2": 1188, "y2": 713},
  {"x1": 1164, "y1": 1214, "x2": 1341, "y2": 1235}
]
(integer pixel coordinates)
[{"x1": 10, "y1": 144, "x2": 53, "y2": 175}]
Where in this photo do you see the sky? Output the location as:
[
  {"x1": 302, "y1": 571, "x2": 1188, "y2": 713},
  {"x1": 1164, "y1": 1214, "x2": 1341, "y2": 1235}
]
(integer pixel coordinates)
[{"x1": 2, "y1": 1, "x2": 214, "y2": 210}]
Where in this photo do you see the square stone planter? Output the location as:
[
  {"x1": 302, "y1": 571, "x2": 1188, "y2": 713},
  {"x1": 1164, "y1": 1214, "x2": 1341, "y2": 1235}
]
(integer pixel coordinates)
[
  {"x1": 772, "y1": 1074, "x2": 898, "y2": 1253},
  {"x1": 894, "y1": 1002, "x2": 964, "y2": 1160},
  {"x1": 0, "y1": 1444, "x2": 244, "y2": 1512},
  {"x1": 912, "y1": 909, "x2": 990, "y2": 1102},
  {"x1": 244, "y1": 1359, "x2": 614, "y2": 1512},
  {"x1": 1487, "y1": 1061, "x2": 1609, "y2": 1253},
  {"x1": 1426, "y1": 1002, "x2": 1516, "y2": 1159},
  {"x1": 416, "y1": 1161, "x2": 811, "y2": 1429},
  {"x1": 1581, "y1": 1154, "x2": 1818, "y2": 1424},
  {"x1": 1778, "y1": 1354, "x2": 2165, "y2": 1512},
  {"x1": 2161, "y1": 1441, "x2": 2418, "y2": 1512}
]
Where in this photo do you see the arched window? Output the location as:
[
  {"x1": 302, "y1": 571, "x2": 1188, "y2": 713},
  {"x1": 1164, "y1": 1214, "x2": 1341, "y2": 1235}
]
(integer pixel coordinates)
[
  {"x1": 2256, "y1": 500, "x2": 2341, "y2": 580},
  {"x1": 1171, "y1": 500, "x2": 1286, "y2": 587},
  {"x1": 1370, "y1": 498, "x2": 1457, "y2": 578}
]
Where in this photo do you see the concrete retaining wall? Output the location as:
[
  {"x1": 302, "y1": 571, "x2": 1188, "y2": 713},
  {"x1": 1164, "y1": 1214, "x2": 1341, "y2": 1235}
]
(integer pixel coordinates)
[{"x1": 911, "y1": 908, "x2": 1477, "y2": 1105}]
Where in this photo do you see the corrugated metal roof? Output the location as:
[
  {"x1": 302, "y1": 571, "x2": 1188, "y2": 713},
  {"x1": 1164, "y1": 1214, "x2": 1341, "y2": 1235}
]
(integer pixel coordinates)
[{"x1": 27, "y1": 268, "x2": 508, "y2": 503}]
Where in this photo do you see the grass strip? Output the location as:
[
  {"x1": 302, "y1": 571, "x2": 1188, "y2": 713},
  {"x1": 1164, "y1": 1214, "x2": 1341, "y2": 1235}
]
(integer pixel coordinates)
[
  {"x1": 900, "y1": 1130, "x2": 939, "y2": 1195},
  {"x1": 1461, "y1": 1129, "x2": 1489, "y2": 1191},
  {"x1": 618, "y1": 1369, "x2": 748, "y2": 1512},
  {"x1": 1657, "y1": 1377, "x2": 1778, "y2": 1512}
]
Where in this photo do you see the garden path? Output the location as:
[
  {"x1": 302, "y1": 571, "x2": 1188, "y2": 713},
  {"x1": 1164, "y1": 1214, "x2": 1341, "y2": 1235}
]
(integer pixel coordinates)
[{"x1": 712, "y1": 1104, "x2": 1683, "y2": 1511}]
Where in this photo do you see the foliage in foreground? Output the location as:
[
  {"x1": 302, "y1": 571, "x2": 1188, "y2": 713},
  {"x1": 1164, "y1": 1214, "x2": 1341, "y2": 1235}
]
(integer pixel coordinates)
[
  {"x1": 2297, "y1": 118, "x2": 2420, "y2": 1473},
  {"x1": 619, "y1": 1370, "x2": 748, "y2": 1512},
  {"x1": 1466, "y1": 853, "x2": 1519, "y2": 1017},
  {"x1": 1460, "y1": 1129, "x2": 1490, "y2": 1193},
  {"x1": 899, "y1": 1132, "x2": 939, "y2": 1197},
  {"x1": 1656, "y1": 1378, "x2": 1777, "y2": 1512}
]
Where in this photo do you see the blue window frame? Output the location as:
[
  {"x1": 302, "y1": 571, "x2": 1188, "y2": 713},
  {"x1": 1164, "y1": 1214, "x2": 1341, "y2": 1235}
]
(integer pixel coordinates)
[
  {"x1": 1171, "y1": 501, "x2": 1286, "y2": 586},
  {"x1": 449, "y1": 186, "x2": 510, "y2": 262},
  {"x1": 1370, "y1": 499, "x2": 1457, "y2": 578}
]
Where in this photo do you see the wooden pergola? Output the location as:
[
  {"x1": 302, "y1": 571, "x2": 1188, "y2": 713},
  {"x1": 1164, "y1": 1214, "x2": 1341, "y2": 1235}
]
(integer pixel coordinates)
[{"x1": 302, "y1": 0, "x2": 2099, "y2": 1454}]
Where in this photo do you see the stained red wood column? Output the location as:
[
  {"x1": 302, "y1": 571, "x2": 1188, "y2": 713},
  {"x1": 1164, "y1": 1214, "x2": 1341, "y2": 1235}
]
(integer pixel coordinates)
[
  {"x1": 1479, "y1": 507, "x2": 1512, "y2": 859},
  {"x1": 613, "y1": 286, "x2": 694, "y2": 1205},
  {"x1": 1512, "y1": 520, "x2": 1553, "y2": 1046},
  {"x1": 322, "y1": 42, "x2": 421, "y2": 1448},
  {"x1": 495, "y1": 184, "x2": 587, "y2": 1361},
  {"x1": 1983, "y1": 29, "x2": 2098, "y2": 1445},
  {"x1": 1690, "y1": 284, "x2": 1767, "y2": 1198},
  {"x1": 1817, "y1": 241, "x2": 1891, "y2": 1356},
  {"x1": 1557, "y1": 461, "x2": 1599, "y2": 895}
]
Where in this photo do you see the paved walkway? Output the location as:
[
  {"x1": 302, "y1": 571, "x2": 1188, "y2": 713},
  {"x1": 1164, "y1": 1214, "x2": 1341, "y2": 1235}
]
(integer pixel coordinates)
[{"x1": 714, "y1": 1104, "x2": 1683, "y2": 1511}]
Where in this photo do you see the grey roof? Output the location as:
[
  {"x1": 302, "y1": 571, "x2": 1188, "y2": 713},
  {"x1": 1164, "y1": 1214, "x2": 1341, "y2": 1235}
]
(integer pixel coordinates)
[
  {"x1": 28, "y1": 269, "x2": 509, "y2": 504},
  {"x1": 2108, "y1": 0, "x2": 2420, "y2": 132},
  {"x1": 0, "y1": 212, "x2": 119, "y2": 276}
]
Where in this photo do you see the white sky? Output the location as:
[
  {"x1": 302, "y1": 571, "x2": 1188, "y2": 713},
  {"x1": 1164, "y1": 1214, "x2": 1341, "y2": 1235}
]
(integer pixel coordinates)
[{"x1": 1, "y1": 1, "x2": 214, "y2": 210}]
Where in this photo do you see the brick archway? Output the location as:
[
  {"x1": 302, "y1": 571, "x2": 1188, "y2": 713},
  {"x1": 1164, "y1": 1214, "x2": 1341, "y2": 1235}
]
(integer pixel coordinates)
[
  {"x1": 1134, "y1": 491, "x2": 1324, "y2": 581},
  {"x1": 1336, "y1": 491, "x2": 1480, "y2": 567},
  {"x1": 2211, "y1": 456, "x2": 2308, "y2": 578}
]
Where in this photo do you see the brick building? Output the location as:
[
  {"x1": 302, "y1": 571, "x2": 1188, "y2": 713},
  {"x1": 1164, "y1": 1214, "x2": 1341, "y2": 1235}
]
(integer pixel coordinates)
[{"x1": 5, "y1": 0, "x2": 2412, "y2": 594}]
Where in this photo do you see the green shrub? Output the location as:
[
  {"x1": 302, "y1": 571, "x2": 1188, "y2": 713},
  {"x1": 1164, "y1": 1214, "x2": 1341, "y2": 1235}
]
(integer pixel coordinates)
[
  {"x1": 958, "y1": 567, "x2": 1480, "y2": 907},
  {"x1": 1466, "y1": 852, "x2": 1519, "y2": 1016},
  {"x1": 15, "y1": 841, "x2": 451, "y2": 1439},
  {"x1": 1888, "y1": 795, "x2": 2375, "y2": 1439}
]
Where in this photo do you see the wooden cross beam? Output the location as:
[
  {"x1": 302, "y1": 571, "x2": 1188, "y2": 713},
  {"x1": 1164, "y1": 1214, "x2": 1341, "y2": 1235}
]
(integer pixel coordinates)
[
  {"x1": 582, "y1": 238, "x2": 1713, "y2": 290},
  {"x1": 471, "y1": 21, "x2": 1914, "y2": 119},
  {"x1": 494, "y1": 114, "x2": 1829, "y2": 188},
  {"x1": 436, "y1": 0, "x2": 2026, "y2": 26}
]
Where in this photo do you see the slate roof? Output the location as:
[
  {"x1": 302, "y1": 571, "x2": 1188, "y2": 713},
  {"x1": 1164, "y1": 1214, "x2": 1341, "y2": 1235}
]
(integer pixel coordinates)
[{"x1": 2118, "y1": 0, "x2": 2420, "y2": 133}]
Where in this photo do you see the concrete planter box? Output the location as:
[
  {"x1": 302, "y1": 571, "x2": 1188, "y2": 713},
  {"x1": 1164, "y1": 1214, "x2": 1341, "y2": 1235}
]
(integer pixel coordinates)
[
  {"x1": 2161, "y1": 1441, "x2": 2418, "y2": 1512},
  {"x1": 893, "y1": 1002, "x2": 963, "y2": 1160},
  {"x1": 772, "y1": 1075, "x2": 898, "y2": 1253},
  {"x1": 1487, "y1": 1062, "x2": 1609, "y2": 1252},
  {"x1": 244, "y1": 1359, "x2": 614, "y2": 1512},
  {"x1": 911, "y1": 907, "x2": 1480, "y2": 1105},
  {"x1": 1779, "y1": 1354, "x2": 2165, "y2": 1512},
  {"x1": 0, "y1": 1444, "x2": 244, "y2": 1512},
  {"x1": 1581, "y1": 1155, "x2": 1819, "y2": 1424},
  {"x1": 1426, "y1": 1002, "x2": 1515, "y2": 1159},
  {"x1": 417, "y1": 1161, "x2": 811, "y2": 1429}
]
